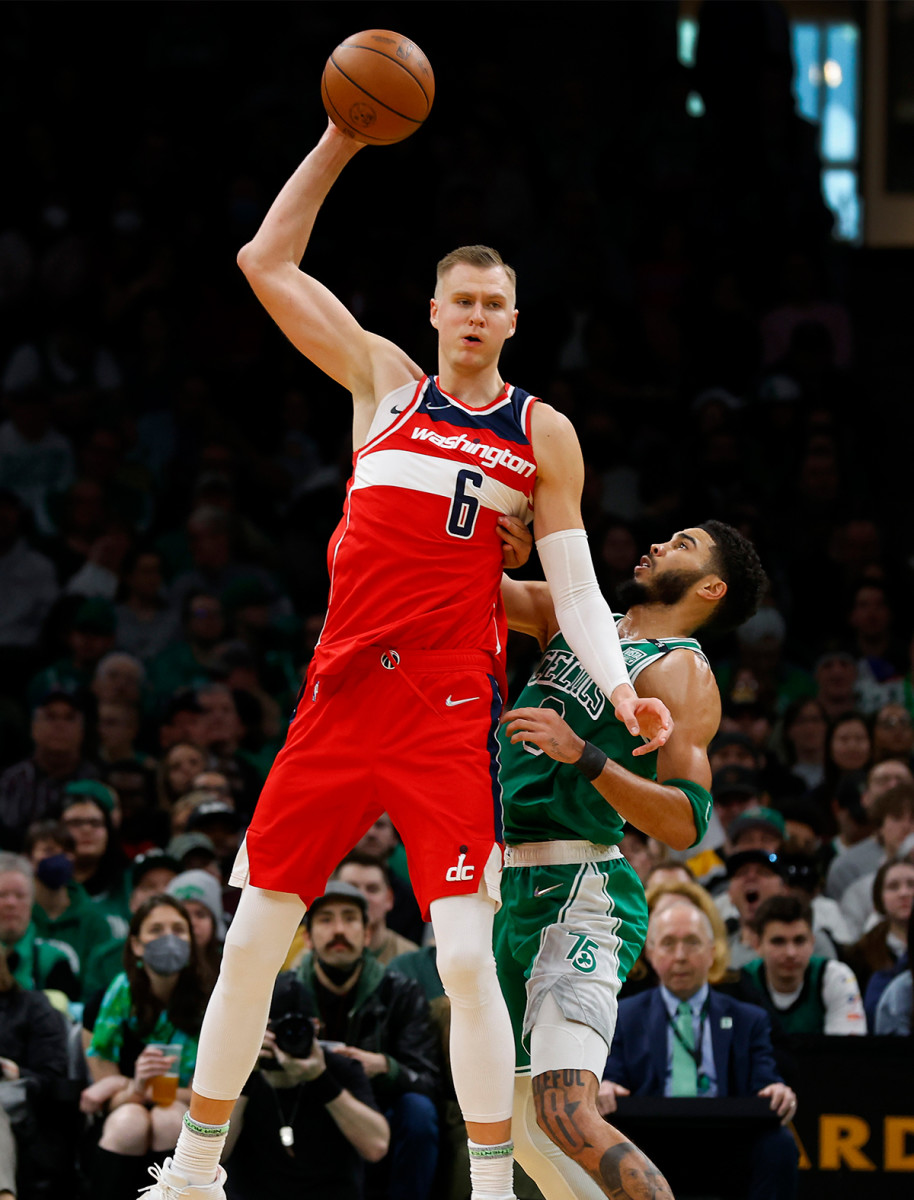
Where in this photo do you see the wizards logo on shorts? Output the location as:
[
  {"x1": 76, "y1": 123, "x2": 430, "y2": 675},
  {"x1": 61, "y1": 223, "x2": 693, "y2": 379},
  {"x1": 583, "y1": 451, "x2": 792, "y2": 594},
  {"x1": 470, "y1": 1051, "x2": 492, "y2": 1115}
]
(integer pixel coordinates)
[
  {"x1": 565, "y1": 932, "x2": 599, "y2": 974},
  {"x1": 446, "y1": 846, "x2": 475, "y2": 882}
]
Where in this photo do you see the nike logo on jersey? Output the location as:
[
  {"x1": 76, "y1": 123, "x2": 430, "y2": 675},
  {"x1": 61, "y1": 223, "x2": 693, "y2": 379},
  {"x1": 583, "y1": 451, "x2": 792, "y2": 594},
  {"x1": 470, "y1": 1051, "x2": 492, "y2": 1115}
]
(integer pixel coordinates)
[
  {"x1": 390, "y1": 404, "x2": 407, "y2": 414},
  {"x1": 445, "y1": 695, "x2": 480, "y2": 707},
  {"x1": 533, "y1": 884, "x2": 562, "y2": 897}
]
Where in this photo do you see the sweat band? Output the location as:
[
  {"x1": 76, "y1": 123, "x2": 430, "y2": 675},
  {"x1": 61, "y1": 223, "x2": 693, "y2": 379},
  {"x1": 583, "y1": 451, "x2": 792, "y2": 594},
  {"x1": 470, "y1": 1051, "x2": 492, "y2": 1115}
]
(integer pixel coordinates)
[
  {"x1": 575, "y1": 741, "x2": 608, "y2": 781},
  {"x1": 663, "y1": 777, "x2": 714, "y2": 847}
]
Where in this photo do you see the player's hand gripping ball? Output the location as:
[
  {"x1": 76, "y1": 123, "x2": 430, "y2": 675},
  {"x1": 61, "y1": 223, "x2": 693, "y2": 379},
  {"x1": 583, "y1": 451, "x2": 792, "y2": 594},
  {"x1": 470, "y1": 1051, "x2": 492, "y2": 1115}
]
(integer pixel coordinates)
[{"x1": 322, "y1": 29, "x2": 434, "y2": 145}]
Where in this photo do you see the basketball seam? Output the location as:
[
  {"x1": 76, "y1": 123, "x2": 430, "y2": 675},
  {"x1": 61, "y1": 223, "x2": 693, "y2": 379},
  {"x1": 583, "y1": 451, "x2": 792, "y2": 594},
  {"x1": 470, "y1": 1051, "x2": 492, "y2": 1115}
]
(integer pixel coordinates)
[
  {"x1": 322, "y1": 81, "x2": 411, "y2": 145},
  {"x1": 339, "y1": 41, "x2": 433, "y2": 99},
  {"x1": 328, "y1": 53, "x2": 430, "y2": 121}
]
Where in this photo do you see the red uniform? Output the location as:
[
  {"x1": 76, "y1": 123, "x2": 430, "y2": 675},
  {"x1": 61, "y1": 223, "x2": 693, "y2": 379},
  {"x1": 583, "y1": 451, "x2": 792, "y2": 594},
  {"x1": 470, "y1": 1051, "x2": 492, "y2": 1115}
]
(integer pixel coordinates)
[{"x1": 234, "y1": 376, "x2": 539, "y2": 914}]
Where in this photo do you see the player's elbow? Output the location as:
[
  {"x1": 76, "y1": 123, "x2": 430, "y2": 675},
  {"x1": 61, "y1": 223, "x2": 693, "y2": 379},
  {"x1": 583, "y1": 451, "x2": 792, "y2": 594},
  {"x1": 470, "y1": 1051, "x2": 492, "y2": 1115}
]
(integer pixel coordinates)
[{"x1": 236, "y1": 241, "x2": 263, "y2": 280}]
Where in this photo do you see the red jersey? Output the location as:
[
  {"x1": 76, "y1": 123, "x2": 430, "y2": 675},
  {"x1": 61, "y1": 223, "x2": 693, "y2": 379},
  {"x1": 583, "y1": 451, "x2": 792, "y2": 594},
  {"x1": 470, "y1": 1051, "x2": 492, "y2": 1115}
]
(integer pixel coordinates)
[{"x1": 313, "y1": 375, "x2": 538, "y2": 677}]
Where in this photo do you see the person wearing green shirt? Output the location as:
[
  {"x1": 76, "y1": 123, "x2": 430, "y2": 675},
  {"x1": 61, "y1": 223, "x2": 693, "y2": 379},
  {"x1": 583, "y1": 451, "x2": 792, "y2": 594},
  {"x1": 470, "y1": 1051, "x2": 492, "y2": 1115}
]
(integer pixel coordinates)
[{"x1": 495, "y1": 521, "x2": 766, "y2": 1200}]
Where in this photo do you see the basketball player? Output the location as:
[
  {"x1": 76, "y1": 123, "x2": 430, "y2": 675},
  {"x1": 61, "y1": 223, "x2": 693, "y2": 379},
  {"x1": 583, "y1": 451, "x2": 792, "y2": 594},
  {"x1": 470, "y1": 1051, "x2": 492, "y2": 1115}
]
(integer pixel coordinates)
[
  {"x1": 495, "y1": 522, "x2": 766, "y2": 1199},
  {"x1": 144, "y1": 120, "x2": 671, "y2": 1200}
]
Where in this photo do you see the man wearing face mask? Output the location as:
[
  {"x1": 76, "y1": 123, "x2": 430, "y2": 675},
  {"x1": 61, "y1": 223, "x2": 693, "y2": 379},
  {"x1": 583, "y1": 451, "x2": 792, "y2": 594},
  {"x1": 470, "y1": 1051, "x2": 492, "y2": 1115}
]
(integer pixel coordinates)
[{"x1": 25, "y1": 818, "x2": 112, "y2": 998}]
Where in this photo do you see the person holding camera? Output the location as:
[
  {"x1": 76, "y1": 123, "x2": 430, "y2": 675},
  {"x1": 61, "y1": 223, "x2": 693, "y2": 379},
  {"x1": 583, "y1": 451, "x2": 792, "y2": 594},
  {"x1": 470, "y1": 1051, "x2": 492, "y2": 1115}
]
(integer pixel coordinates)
[
  {"x1": 222, "y1": 971, "x2": 388, "y2": 1200},
  {"x1": 294, "y1": 881, "x2": 442, "y2": 1200}
]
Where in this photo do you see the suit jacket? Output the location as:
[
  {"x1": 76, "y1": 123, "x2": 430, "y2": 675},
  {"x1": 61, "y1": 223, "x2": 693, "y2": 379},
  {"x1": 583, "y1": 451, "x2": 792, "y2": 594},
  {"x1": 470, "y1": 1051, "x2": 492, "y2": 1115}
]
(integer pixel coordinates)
[{"x1": 605, "y1": 986, "x2": 783, "y2": 1097}]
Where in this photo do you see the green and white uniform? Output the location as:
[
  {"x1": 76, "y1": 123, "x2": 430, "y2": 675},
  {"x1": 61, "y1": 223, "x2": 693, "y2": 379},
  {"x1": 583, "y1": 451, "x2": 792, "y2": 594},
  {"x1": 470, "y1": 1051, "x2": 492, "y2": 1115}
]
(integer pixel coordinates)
[{"x1": 494, "y1": 622, "x2": 712, "y2": 1074}]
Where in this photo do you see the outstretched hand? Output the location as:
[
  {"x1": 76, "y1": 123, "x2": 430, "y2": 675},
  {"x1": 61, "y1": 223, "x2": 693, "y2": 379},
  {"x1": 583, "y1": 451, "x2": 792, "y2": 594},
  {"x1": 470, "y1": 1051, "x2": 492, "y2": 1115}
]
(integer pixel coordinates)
[
  {"x1": 610, "y1": 685, "x2": 673, "y2": 755},
  {"x1": 497, "y1": 514, "x2": 533, "y2": 571},
  {"x1": 501, "y1": 706, "x2": 585, "y2": 763}
]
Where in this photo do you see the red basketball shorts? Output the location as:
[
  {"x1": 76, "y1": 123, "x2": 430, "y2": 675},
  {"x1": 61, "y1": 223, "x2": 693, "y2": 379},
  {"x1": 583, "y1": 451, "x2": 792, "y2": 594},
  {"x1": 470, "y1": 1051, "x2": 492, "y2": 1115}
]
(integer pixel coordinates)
[{"x1": 231, "y1": 647, "x2": 506, "y2": 917}]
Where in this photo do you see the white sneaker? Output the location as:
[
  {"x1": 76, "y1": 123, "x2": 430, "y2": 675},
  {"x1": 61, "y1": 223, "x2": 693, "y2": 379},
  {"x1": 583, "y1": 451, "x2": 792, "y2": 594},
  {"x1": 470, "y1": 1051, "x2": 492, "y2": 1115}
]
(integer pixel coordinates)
[{"x1": 139, "y1": 1159, "x2": 227, "y2": 1199}]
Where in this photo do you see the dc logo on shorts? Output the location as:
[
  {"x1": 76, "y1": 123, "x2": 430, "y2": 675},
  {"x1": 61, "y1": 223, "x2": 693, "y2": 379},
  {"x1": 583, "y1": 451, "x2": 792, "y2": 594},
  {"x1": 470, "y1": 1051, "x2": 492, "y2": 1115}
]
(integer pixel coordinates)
[
  {"x1": 565, "y1": 932, "x2": 599, "y2": 974},
  {"x1": 446, "y1": 847, "x2": 475, "y2": 882}
]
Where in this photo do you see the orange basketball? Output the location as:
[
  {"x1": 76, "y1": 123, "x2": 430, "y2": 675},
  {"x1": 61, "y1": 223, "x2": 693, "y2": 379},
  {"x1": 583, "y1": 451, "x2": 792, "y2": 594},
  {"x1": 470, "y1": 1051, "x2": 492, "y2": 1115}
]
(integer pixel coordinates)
[{"x1": 321, "y1": 29, "x2": 434, "y2": 145}]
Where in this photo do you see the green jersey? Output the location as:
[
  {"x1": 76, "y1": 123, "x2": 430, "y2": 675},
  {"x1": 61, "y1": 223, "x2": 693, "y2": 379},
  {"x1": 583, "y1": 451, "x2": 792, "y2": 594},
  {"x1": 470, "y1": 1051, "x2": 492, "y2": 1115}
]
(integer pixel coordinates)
[{"x1": 497, "y1": 621, "x2": 709, "y2": 845}]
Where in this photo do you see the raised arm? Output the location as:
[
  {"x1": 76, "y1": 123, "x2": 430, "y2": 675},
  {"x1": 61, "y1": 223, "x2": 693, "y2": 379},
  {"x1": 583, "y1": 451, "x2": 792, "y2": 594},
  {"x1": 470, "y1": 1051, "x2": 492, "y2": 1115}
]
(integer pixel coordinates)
[
  {"x1": 529, "y1": 403, "x2": 671, "y2": 749},
  {"x1": 236, "y1": 120, "x2": 421, "y2": 446}
]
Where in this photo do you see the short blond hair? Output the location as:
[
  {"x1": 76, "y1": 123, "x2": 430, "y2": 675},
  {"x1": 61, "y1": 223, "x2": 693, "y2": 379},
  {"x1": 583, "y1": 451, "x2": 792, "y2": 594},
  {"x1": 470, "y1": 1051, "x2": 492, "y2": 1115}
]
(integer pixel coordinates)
[
  {"x1": 436, "y1": 245, "x2": 516, "y2": 295},
  {"x1": 645, "y1": 879, "x2": 730, "y2": 983}
]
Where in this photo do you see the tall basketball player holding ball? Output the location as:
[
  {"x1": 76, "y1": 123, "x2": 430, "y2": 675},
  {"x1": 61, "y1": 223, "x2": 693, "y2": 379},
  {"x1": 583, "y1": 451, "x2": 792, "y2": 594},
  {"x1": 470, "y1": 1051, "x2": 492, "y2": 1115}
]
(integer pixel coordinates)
[{"x1": 144, "y1": 29, "x2": 671, "y2": 1200}]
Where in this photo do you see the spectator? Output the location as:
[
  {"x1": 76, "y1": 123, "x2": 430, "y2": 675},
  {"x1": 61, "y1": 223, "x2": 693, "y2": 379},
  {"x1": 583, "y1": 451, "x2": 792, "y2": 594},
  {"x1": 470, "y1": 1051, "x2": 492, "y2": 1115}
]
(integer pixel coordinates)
[
  {"x1": 777, "y1": 696, "x2": 828, "y2": 793},
  {"x1": 26, "y1": 597, "x2": 117, "y2": 709},
  {"x1": 334, "y1": 852, "x2": 420, "y2": 966},
  {"x1": 60, "y1": 781, "x2": 131, "y2": 937},
  {"x1": 81, "y1": 895, "x2": 212, "y2": 1199},
  {"x1": 741, "y1": 894, "x2": 866, "y2": 1035},
  {"x1": 155, "y1": 691, "x2": 209, "y2": 755},
  {"x1": 166, "y1": 832, "x2": 221, "y2": 880},
  {"x1": 81, "y1": 850, "x2": 181, "y2": 1002},
  {"x1": 873, "y1": 905, "x2": 914, "y2": 1035},
  {"x1": 0, "y1": 851, "x2": 79, "y2": 1002},
  {"x1": 721, "y1": 848, "x2": 838, "y2": 968},
  {"x1": 221, "y1": 971, "x2": 389, "y2": 1200},
  {"x1": 166, "y1": 869, "x2": 227, "y2": 985},
  {"x1": 295, "y1": 882, "x2": 441, "y2": 1200},
  {"x1": 95, "y1": 699, "x2": 145, "y2": 768},
  {"x1": 599, "y1": 902, "x2": 798, "y2": 1200},
  {"x1": 91, "y1": 651, "x2": 146, "y2": 710},
  {"x1": 185, "y1": 799, "x2": 243, "y2": 878},
  {"x1": 352, "y1": 813, "x2": 425, "y2": 947},
  {"x1": 0, "y1": 390, "x2": 75, "y2": 528},
  {"x1": 812, "y1": 650, "x2": 859, "y2": 721},
  {"x1": 114, "y1": 547, "x2": 180, "y2": 662},
  {"x1": 809, "y1": 712, "x2": 873, "y2": 822},
  {"x1": 847, "y1": 581, "x2": 906, "y2": 689},
  {"x1": 148, "y1": 592, "x2": 226, "y2": 703},
  {"x1": 0, "y1": 945, "x2": 68, "y2": 1198},
  {"x1": 871, "y1": 702, "x2": 914, "y2": 766},
  {"x1": 843, "y1": 858, "x2": 914, "y2": 1002},
  {"x1": 0, "y1": 687, "x2": 98, "y2": 850},
  {"x1": 196, "y1": 682, "x2": 262, "y2": 817},
  {"x1": 155, "y1": 742, "x2": 209, "y2": 815},
  {"x1": 837, "y1": 782, "x2": 914, "y2": 937},
  {"x1": 24, "y1": 817, "x2": 111, "y2": 995},
  {"x1": 777, "y1": 852, "x2": 852, "y2": 953},
  {"x1": 824, "y1": 761, "x2": 913, "y2": 907}
]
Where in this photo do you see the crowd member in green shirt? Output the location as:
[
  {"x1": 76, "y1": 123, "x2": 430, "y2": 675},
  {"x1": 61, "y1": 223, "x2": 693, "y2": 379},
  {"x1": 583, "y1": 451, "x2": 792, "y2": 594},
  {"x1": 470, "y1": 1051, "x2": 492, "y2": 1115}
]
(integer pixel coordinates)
[
  {"x1": 24, "y1": 817, "x2": 111, "y2": 999},
  {"x1": 0, "y1": 851, "x2": 79, "y2": 1008}
]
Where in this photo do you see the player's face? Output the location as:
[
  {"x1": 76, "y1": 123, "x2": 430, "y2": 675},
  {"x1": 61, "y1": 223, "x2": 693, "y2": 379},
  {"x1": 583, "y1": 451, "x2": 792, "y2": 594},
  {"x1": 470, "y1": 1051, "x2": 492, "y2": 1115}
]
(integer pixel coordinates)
[
  {"x1": 430, "y1": 264, "x2": 517, "y2": 370},
  {"x1": 619, "y1": 527, "x2": 718, "y2": 610},
  {"x1": 757, "y1": 920, "x2": 814, "y2": 991}
]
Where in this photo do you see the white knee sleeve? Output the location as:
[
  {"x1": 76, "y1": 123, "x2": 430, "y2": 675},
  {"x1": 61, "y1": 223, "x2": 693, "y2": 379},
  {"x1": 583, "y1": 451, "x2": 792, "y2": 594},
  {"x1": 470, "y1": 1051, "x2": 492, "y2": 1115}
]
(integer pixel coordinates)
[
  {"x1": 192, "y1": 886, "x2": 305, "y2": 1102},
  {"x1": 529, "y1": 991, "x2": 609, "y2": 1079},
  {"x1": 430, "y1": 892, "x2": 514, "y2": 1124},
  {"x1": 512, "y1": 1077, "x2": 605, "y2": 1200}
]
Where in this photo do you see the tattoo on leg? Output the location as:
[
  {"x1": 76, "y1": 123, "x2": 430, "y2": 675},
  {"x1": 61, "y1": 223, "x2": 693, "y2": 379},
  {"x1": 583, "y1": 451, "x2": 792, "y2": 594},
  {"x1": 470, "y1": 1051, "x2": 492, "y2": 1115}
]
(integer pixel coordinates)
[
  {"x1": 600, "y1": 1142, "x2": 675, "y2": 1199},
  {"x1": 532, "y1": 1071, "x2": 594, "y2": 1152}
]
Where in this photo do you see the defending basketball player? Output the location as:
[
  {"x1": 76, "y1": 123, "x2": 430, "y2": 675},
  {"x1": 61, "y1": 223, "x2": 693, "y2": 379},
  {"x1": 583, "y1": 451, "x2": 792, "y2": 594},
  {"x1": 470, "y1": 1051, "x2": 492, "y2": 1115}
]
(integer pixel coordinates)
[
  {"x1": 142, "y1": 117, "x2": 673, "y2": 1200},
  {"x1": 495, "y1": 523, "x2": 766, "y2": 1199}
]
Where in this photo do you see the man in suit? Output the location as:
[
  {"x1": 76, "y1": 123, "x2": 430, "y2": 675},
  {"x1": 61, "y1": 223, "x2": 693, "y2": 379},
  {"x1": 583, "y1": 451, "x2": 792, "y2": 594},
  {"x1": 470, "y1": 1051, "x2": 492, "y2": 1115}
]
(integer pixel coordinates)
[{"x1": 599, "y1": 903, "x2": 798, "y2": 1200}]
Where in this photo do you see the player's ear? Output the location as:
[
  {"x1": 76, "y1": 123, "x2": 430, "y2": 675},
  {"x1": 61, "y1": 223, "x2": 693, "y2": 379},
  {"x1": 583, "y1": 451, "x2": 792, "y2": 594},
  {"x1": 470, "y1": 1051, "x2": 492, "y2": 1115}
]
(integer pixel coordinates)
[
  {"x1": 429, "y1": 298, "x2": 439, "y2": 329},
  {"x1": 699, "y1": 577, "x2": 726, "y2": 603},
  {"x1": 506, "y1": 308, "x2": 518, "y2": 337}
]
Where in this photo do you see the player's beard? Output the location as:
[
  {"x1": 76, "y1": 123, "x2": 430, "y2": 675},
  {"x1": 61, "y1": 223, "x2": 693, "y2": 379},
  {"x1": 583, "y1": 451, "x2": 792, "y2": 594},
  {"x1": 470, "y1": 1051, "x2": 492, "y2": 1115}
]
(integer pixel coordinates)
[{"x1": 616, "y1": 566, "x2": 707, "y2": 611}]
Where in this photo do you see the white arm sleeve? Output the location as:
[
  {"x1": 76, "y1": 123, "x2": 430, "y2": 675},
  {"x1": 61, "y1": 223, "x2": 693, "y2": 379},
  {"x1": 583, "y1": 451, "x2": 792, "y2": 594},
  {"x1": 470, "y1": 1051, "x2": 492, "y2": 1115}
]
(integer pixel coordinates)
[{"x1": 536, "y1": 527, "x2": 631, "y2": 706}]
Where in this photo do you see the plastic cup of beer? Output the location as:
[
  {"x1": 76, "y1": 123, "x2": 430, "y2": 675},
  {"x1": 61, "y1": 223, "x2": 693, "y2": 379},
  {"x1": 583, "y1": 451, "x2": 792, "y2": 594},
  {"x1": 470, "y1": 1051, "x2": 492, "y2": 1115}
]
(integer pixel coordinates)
[{"x1": 149, "y1": 1043, "x2": 182, "y2": 1107}]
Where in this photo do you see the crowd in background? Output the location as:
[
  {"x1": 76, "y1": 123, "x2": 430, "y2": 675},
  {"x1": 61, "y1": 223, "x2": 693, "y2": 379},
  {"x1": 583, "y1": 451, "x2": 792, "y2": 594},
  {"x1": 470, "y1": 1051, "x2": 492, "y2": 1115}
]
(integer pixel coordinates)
[{"x1": 1, "y1": 1, "x2": 913, "y2": 1197}]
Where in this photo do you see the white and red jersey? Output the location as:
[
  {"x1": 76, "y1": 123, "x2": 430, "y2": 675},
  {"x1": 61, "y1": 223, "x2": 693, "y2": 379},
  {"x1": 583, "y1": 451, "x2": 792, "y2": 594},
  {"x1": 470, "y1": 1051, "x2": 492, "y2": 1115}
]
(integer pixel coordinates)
[{"x1": 313, "y1": 374, "x2": 538, "y2": 678}]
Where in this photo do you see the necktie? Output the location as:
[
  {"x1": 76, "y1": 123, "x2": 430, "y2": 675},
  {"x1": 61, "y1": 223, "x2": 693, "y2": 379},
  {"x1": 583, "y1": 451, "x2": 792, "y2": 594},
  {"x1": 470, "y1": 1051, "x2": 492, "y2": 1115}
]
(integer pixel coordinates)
[{"x1": 670, "y1": 999, "x2": 699, "y2": 1097}]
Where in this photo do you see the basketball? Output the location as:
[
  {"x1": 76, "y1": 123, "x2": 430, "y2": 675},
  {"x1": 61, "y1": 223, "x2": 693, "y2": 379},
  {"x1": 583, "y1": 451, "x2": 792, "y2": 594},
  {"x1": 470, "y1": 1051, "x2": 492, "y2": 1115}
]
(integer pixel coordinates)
[{"x1": 321, "y1": 29, "x2": 434, "y2": 145}]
